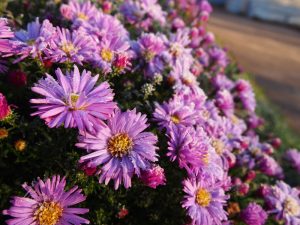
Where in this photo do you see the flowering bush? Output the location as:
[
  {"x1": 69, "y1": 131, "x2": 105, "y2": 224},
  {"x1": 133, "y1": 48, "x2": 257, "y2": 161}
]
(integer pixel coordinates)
[{"x1": 0, "y1": 0, "x2": 300, "y2": 225}]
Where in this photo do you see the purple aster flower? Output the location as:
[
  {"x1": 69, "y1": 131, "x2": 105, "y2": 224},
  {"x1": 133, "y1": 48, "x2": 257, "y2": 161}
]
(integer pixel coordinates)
[
  {"x1": 141, "y1": 165, "x2": 166, "y2": 189},
  {"x1": 91, "y1": 35, "x2": 131, "y2": 74},
  {"x1": 45, "y1": 27, "x2": 95, "y2": 65},
  {"x1": 2, "y1": 175, "x2": 89, "y2": 225},
  {"x1": 60, "y1": 0, "x2": 98, "y2": 26},
  {"x1": 133, "y1": 32, "x2": 165, "y2": 61},
  {"x1": 30, "y1": 65, "x2": 116, "y2": 133},
  {"x1": 167, "y1": 125, "x2": 223, "y2": 179},
  {"x1": 235, "y1": 79, "x2": 256, "y2": 113},
  {"x1": 265, "y1": 181, "x2": 300, "y2": 225},
  {"x1": 241, "y1": 203, "x2": 268, "y2": 225},
  {"x1": 182, "y1": 175, "x2": 228, "y2": 225},
  {"x1": 77, "y1": 109, "x2": 158, "y2": 189},
  {"x1": 11, "y1": 18, "x2": 56, "y2": 61},
  {"x1": 120, "y1": 0, "x2": 166, "y2": 31},
  {"x1": 215, "y1": 89, "x2": 234, "y2": 117},
  {"x1": 164, "y1": 29, "x2": 193, "y2": 66},
  {"x1": 81, "y1": 12, "x2": 129, "y2": 42},
  {"x1": 285, "y1": 149, "x2": 300, "y2": 174},
  {"x1": 258, "y1": 154, "x2": 284, "y2": 179},
  {"x1": 211, "y1": 74, "x2": 234, "y2": 91},
  {"x1": 0, "y1": 18, "x2": 13, "y2": 55},
  {"x1": 169, "y1": 58, "x2": 198, "y2": 94},
  {"x1": 208, "y1": 46, "x2": 228, "y2": 70},
  {"x1": 0, "y1": 18, "x2": 13, "y2": 39},
  {"x1": 153, "y1": 94, "x2": 199, "y2": 131}
]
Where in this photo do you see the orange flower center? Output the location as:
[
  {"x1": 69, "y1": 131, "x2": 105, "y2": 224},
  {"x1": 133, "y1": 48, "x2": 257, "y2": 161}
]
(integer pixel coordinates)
[
  {"x1": 196, "y1": 188, "x2": 211, "y2": 207},
  {"x1": 34, "y1": 201, "x2": 63, "y2": 225}
]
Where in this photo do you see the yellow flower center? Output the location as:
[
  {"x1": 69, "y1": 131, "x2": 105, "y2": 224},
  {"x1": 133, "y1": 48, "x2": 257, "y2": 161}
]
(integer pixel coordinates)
[
  {"x1": 107, "y1": 133, "x2": 133, "y2": 157},
  {"x1": 27, "y1": 39, "x2": 36, "y2": 45},
  {"x1": 171, "y1": 114, "x2": 181, "y2": 124},
  {"x1": 284, "y1": 197, "x2": 300, "y2": 216},
  {"x1": 77, "y1": 12, "x2": 88, "y2": 20},
  {"x1": 101, "y1": 48, "x2": 114, "y2": 62},
  {"x1": 170, "y1": 43, "x2": 182, "y2": 57},
  {"x1": 202, "y1": 152, "x2": 209, "y2": 165},
  {"x1": 61, "y1": 42, "x2": 76, "y2": 55},
  {"x1": 212, "y1": 139, "x2": 224, "y2": 155},
  {"x1": 35, "y1": 202, "x2": 63, "y2": 225},
  {"x1": 143, "y1": 50, "x2": 155, "y2": 62},
  {"x1": 70, "y1": 93, "x2": 79, "y2": 107},
  {"x1": 196, "y1": 188, "x2": 211, "y2": 207}
]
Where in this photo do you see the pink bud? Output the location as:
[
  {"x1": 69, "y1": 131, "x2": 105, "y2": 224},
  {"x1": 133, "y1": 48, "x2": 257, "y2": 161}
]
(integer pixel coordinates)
[
  {"x1": 102, "y1": 1, "x2": 112, "y2": 14},
  {"x1": 117, "y1": 208, "x2": 129, "y2": 219},
  {"x1": 60, "y1": 4, "x2": 73, "y2": 20},
  {"x1": 238, "y1": 183, "x2": 250, "y2": 196},
  {"x1": 245, "y1": 170, "x2": 256, "y2": 182},
  {"x1": 141, "y1": 165, "x2": 166, "y2": 189},
  {"x1": 270, "y1": 138, "x2": 282, "y2": 149},
  {"x1": 0, "y1": 93, "x2": 11, "y2": 121}
]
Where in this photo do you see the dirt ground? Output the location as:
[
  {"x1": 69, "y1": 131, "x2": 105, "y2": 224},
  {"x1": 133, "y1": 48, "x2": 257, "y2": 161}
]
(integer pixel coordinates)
[{"x1": 208, "y1": 9, "x2": 300, "y2": 134}]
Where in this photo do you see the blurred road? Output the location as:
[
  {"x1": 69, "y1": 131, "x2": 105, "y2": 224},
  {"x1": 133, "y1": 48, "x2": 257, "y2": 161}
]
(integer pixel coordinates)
[{"x1": 208, "y1": 9, "x2": 300, "y2": 133}]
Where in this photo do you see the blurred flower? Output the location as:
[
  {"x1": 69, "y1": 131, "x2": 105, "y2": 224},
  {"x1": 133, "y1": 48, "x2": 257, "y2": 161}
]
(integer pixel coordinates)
[
  {"x1": 227, "y1": 202, "x2": 240, "y2": 216},
  {"x1": 3, "y1": 175, "x2": 89, "y2": 224},
  {"x1": 264, "y1": 181, "x2": 300, "y2": 225},
  {"x1": 30, "y1": 65, "x2": 116, "y2": 133},
  {"x1": 270, "y1": 137, "x2": 282, "y2": 149},
  {"x1": 8, "y1": 70, "x2": 27, "y2": 87},
  {"x1": 285, "y1": 149, "x2": 300, "y2": 174},
  {"x1": 235, "y1": 79, "x2": 256, "y2": 113},
  {"x1": 117, "y1": 207, "x2": 129, "y2": 219},
  {"x1": 240, "y1": 203, "x2": 268, "y2": 225},
  {"x1": 77, "y1": 109, "x2": 158, "y2": 189},
  {"x1": 237, "y1": 183, "x2": 249, "y2": 196},
  {"x1": 0, "y1": 128, "x2": 8, "y2": 139},
  {"x1": 15, "y1": 139, "x2": 26, "y2": 151},
  {"x1": 258, "y1": 154, "x2": 284, "y2": 179},
  {"x1": 215, "y1": 89, "x2": 234, "y2": 117},
  {"x1": 141, "y1": 165, "x2": 166, "y2": 189}
]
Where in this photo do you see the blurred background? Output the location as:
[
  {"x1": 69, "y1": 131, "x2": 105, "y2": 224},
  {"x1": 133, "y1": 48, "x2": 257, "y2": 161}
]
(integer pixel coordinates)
[{"x1": 208, "y1": 0, "x2": 300, "y2": 134}]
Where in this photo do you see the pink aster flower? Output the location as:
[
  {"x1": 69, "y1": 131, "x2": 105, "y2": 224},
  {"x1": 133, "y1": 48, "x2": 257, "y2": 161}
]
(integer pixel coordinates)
[
  {"x1": 182, "y1": 175, "x2": 228, "y2": 225},
  {"x1": 285, "y1": 149, "x2": 300, "y2": 174},
  {"x1": 77, "y1": 109, "x2": 158, "y2": 189},
  {"x1": 235, "y1": 79, "x2": 256, "y2": 113},
  {"x1": 60, "y1": 0, "x2": 98, "y2": 26},
  {"x1": 153, "y1": 94, "x2": 199, "y2": 131},
  {"x1": 30, "y1": 65, "x2": 116, "y2": 133},
  {"x1": 45, "y1": 27, "x2": 96, "y2": 65},
  {"x1": 264, "y1": 181, "x2": 300, "y2": 225},
  {"x1": 141, "y1": 165, "x2": 166, "y2": 189},
  {"x1": 0, "y1": 18, "x2": 13, "y2": 55},
  {"x1": 12, "y1": 18, "x2": 56, "y2": 61},
  {"x1": 3, "y1": 175, "x2": 89, "y2": 225},
  {"x1": 215, "y1": 89, "x2": 234, "y2": 117}
]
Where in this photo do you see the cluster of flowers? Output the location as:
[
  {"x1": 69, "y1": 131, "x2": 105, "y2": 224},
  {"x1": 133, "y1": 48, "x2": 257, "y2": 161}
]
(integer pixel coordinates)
[{"x1": 0, "y1": 0, "x2": 300, "y2": 225}]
